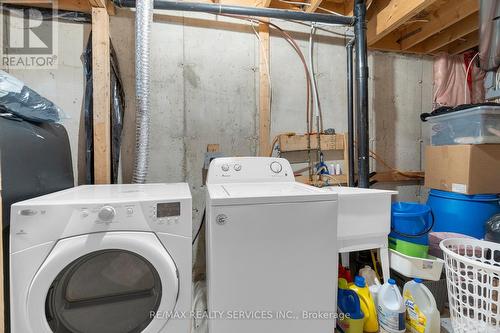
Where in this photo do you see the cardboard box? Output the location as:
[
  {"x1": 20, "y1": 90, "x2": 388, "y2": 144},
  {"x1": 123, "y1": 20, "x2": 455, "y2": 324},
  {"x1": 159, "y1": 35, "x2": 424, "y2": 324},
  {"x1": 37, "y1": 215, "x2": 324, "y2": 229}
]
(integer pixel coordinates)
[{"x1": 425, "y1": 145, "x2": 500, "y2": 195}]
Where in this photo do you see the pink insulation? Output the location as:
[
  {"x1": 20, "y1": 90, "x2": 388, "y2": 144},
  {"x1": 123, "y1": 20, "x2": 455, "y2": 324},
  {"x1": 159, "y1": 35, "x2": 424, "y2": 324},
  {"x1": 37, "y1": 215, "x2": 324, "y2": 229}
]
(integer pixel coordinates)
[{"x1": 433, "y1": 52, "x2": 485, "y2": 109}]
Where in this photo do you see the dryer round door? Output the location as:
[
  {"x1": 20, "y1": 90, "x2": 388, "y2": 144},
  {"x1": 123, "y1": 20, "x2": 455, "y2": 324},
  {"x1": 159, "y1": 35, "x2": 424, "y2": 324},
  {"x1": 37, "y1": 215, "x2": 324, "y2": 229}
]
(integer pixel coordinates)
[{"x1": 27, "y1": 232, "x2": 179, "y2": 333}]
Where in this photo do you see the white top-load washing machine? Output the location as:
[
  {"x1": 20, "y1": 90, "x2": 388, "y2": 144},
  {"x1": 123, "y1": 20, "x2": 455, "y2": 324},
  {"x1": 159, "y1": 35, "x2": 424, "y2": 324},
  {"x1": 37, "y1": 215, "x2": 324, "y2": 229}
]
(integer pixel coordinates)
[
  {"x1": 206, "y1": 157, "x2": 338, "y2": 333},
  {"x1": 10, "y1": 184, "x2": 192, "y2": 333}
]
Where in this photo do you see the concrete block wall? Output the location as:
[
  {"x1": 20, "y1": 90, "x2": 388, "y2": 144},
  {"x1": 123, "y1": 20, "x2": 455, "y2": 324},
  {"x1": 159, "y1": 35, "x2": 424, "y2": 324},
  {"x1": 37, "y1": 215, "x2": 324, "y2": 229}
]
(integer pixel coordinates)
[{"x1": 3, "y1": 9, "x2": 433, "y2": 239}]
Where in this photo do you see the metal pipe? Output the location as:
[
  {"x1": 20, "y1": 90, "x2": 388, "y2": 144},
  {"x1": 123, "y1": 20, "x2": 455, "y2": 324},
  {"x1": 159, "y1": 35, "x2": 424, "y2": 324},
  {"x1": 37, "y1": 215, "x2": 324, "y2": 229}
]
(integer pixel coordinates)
[
  {"x1": 114, "y1": 0, "x2": 356, "y2": 25},
  {"x1": 346, "y1": 38, "x2": 355, "y2": 187},
  {"x1": 354, "y1": 0, "x2": 369, "y2": 188}
]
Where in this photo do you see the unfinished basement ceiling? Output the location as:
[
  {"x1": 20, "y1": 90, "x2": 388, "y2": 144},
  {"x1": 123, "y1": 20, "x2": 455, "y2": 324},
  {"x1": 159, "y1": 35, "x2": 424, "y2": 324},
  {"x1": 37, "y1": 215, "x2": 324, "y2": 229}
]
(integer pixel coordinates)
[{"x1": 13, "y1": 0, "x2": 478, "y2": 56}]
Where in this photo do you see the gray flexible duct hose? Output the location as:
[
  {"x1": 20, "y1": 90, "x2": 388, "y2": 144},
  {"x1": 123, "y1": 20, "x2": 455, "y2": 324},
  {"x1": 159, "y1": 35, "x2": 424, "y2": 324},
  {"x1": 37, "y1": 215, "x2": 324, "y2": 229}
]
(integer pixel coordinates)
[{"x1": 132, "y1": 0, "x2": 153, "y2": 183}]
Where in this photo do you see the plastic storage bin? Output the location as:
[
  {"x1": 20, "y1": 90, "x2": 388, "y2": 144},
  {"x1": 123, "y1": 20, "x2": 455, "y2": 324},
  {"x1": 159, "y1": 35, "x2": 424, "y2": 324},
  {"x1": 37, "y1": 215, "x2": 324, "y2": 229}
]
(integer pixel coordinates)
[
  {"x1": 427, "y1": 105, "x2": 500, "y2": 145},
  {"x1": 389, "y1": 249, "x2": 444, "y2": 281}
]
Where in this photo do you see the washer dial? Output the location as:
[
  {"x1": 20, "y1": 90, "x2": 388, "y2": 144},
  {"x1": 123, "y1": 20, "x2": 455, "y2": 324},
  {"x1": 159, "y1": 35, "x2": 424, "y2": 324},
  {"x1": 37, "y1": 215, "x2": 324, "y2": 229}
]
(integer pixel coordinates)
[{"x1": 270, "y1": 161, "x2": 283, "y2": 173}]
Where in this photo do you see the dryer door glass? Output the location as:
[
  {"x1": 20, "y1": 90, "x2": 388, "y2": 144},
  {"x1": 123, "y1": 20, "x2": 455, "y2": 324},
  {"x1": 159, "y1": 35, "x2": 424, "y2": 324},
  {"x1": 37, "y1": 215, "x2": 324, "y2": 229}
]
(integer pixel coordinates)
[{"x1": 45, "y1": 250, "x2": 162, "y2": 333}]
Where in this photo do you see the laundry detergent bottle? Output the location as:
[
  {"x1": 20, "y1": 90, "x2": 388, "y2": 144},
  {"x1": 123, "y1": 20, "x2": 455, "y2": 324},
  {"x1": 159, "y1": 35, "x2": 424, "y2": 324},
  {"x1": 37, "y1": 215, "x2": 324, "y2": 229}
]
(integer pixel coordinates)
[
  {"x1": 349, "y1": 276, "x2": 379, "y2": 332},
  {"x1": 403, "y1": 279, "x2": 440, "y2": 333},
  {"x1": 337, "y1": 279, "x2": 364, "y2": 333},
  {"x1": 377, "y1": 279, "x2": 405, "y2": 333}
]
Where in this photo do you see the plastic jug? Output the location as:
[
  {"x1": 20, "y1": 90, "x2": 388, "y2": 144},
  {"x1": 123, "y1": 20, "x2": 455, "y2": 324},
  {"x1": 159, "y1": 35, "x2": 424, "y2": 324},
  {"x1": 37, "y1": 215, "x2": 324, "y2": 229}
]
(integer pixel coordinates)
[
  {"x1": 337, "y1": 279, "x2": 364, "y2": 333},
  {"x1": 359, "y1": 265, "x2": 378, "y2": 286},
  {"x1": 377, "y1": 279, "x2": 405, "y2": 333},
  {"x1": 349, "y1": 276, "x2": 379, "y2": 332},
  {"x1": 359, "y1": 265, "x2": 381, "y2": 303},
  {"x1": 403, "y1": 279, "x2": 440, "y2": 333}
]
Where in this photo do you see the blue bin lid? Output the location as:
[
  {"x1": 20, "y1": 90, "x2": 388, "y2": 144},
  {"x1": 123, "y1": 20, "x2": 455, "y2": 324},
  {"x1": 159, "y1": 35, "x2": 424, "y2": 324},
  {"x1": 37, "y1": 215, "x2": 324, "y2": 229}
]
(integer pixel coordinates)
[
  {"x1": 429, "y1": 189, "x2": 500, "y2": 202},
  {"x1": 392, "y1": 202, "x2": 431, "y2": 218}
]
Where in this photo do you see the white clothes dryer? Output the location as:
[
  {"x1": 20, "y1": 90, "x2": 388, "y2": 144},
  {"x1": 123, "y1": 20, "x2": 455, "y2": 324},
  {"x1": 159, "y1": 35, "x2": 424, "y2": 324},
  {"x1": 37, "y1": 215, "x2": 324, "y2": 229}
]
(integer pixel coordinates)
[{"x1": 10, "y1": 184, "x2": 192, "y2": 333}]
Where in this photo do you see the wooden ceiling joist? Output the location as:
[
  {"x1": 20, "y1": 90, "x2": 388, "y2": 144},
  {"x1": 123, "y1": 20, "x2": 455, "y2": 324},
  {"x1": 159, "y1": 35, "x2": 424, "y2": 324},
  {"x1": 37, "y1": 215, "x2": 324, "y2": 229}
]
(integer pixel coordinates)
[
  {"x1": 443, "y1": 30, "x2": 479, "y2": 55},
  {"x1": 414, "y1": 12, "x2": 479, "y2": 53},
  {"x1": 397, "y1": 0, "x2": 478, "y2": 50},
  {"x1": 367, "y1": 0, "x2": 439, "y2": 46},
  {"x1": 306, "y1": 0, "x2": 324, "y2": 13}
]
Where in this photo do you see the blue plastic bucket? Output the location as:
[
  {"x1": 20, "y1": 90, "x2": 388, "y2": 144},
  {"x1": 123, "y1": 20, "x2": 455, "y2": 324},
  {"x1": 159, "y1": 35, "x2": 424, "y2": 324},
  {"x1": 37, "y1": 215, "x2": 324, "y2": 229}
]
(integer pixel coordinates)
[
  {"x1": 389, "y1": 202, "x2": 434, "y2": 245},
  {"x1": 427, "y1": 189, "x2": 500, "y2": 239}
]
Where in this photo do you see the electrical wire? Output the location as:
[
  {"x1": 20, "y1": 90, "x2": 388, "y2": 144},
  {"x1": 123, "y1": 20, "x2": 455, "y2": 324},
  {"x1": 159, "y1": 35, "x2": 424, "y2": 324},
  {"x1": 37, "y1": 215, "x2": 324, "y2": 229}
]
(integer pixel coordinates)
[
  {"x1": 309, "y1": 23, "x2": 323, "y2": 132},
  {"x1": 192, "y1": 210, "x2": 206, "y2": 245},
  {"x1": 464, "y1": 52, "x2": 479, "y2": 104}
]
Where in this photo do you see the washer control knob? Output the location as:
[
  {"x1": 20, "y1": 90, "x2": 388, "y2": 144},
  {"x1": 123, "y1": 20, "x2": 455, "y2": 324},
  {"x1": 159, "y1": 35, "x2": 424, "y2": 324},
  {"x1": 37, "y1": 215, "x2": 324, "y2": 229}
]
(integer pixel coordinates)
[
  {"x1": 234, "y1": 164, "x2": 242, "y2": 171},
  {"x1": 270, "y1": 161, "x2": 283, "y2": 173},
  {"x1": 98, "y1": 206, "x2": 116, "y2": 222},
  {"x1": 221, "y1": 164, "x2": 230, "y2": 172}
]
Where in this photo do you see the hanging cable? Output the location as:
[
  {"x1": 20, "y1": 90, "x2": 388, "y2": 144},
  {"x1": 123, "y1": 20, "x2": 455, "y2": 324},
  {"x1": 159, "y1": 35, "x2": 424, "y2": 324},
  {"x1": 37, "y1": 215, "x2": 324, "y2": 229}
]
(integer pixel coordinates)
[{"x1": 464, "y1": 52, "x2": 479, "y2": 104}]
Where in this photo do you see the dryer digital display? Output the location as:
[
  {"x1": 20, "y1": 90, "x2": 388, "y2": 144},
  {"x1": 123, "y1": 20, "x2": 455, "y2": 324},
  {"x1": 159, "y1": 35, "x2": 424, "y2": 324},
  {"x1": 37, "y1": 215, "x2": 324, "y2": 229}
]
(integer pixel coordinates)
[{"x1": 157, "y1": 202, "x2": 180, "y2": 217}]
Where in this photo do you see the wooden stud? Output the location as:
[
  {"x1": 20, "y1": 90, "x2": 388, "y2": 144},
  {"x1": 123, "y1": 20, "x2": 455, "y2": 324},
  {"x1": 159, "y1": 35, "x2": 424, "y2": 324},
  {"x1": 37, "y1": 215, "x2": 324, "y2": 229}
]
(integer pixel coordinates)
[
  {"x1": 415, "y1": 12, "x2": 479, "y2": 53},
  {"x1": 367, "y1": 0, "x2": 439, "y2": 46},
  {"x1": 258, "y1": 21, "x2": 272, "y2": 157},
  {"x1": 88, "y1": 0, "x2": 116, "y2": 15},
  {"x1": 92, "y1": 7, "x2": 111, "y2": 184}
]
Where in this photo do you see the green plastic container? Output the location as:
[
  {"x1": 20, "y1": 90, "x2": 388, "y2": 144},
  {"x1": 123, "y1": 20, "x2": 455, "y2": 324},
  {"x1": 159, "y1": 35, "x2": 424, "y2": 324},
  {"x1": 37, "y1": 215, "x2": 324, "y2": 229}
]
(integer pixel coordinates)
[{"x1": 389, "y1": 237, "x2": 429, "y2": 259}]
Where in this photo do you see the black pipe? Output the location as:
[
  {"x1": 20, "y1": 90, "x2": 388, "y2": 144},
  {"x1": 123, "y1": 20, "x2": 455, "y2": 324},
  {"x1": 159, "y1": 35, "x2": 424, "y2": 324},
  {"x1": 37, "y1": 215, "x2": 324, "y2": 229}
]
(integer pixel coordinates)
[
  {"x1": 354, "y1": 0, "x2": 369, "y2": 188},
  {"x1": 346, "y1": 38, "x2": 355, "y2": 187},
  {"x1": 114, "y1": 0, "x2": 355, "y2": 25}
]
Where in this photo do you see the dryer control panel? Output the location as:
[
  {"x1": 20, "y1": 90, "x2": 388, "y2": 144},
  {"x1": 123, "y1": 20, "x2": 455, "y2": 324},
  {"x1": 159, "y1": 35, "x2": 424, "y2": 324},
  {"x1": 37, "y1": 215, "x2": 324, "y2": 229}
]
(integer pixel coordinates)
[{"x1": 207, "y1": 157, "x2": 294, "y2": 184}]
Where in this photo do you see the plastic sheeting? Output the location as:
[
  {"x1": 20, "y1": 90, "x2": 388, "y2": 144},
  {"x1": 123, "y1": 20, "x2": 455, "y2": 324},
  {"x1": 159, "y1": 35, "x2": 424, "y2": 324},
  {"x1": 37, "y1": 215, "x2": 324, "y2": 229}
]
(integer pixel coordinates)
[
  {"x1": 82, "y1": 33, "x2": 125, "y2": 184},
  {"x1": 433, "y1": 52, "x2": 485, "y2": 108},
  {"x1": 0, "y1": 70, "x2": 65, "y2": 123},
  {"x1": 192, "y1": 281, "x2": 208, "y2": 333},
  {"x1": 2, "y1": 4, "x2": 91, "y2": 23}
]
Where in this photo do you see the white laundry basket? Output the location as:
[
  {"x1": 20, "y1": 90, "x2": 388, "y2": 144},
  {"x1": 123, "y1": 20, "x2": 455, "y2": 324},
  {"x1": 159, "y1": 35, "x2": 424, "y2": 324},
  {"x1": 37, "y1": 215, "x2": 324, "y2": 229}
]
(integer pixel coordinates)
[{"x1": 440, "y1": 238, "x2": 500, "y2": 333}]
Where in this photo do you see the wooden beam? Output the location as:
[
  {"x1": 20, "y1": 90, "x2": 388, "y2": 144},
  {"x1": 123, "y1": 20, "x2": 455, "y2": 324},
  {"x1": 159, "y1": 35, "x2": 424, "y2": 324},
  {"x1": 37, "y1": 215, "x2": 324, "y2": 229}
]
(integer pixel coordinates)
[
  {"x1": 306, "y1": 0, "x2": 325, "y2": 13},
  {"x1": 398, "y1": 0, "x2": 478, "y2": 50},
  {"x1": 413, "y1": 12, "x2": 479, "y2": 53},
  {"x1": 88, "y1": 0, "x2": 116, "y2": 14},
  {"x1": 367, "y1": 0, "x2": 439, "y2": 46},
  {"x1": 258, "y1": 21, "x2": 272, "y2": 157},
  {"x1": 372, "y1": 0, "x2": 479, "y2": 52},
  {"x1": 278, "y1": 133, "x2": 345, "y2": 152},
  {"x1": 255, "y1": 0, "x2": 272, "y2": 7},
  {"x1": 372, "y1": 171, "x2": 424, "y2": 183},
  {"x1": 92, "y1": 7, "x2": 111, "y2": 184},
  {"x1": 445, "y1": 30, "x2": 479, "y2": 55}
]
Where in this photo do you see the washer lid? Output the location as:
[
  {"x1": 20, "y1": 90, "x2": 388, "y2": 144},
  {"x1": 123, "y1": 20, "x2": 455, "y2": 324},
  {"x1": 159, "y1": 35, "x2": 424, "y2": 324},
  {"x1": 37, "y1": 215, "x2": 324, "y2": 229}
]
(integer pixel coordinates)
[{"x1": 207, "y1": 182, "x2": 337, "y2": 205}]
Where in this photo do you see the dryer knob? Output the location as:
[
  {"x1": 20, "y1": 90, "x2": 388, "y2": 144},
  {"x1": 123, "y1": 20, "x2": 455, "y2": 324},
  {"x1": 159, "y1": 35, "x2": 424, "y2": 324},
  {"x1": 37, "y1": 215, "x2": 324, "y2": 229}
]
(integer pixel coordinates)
[{"x1": 98, "y1": 206, "x2": 116, "y2": 222}]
